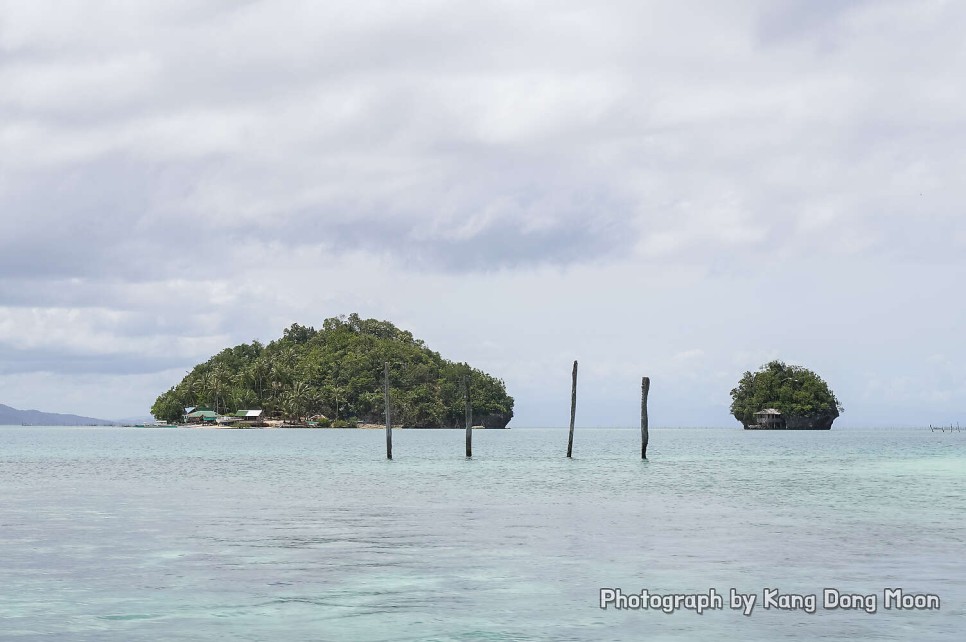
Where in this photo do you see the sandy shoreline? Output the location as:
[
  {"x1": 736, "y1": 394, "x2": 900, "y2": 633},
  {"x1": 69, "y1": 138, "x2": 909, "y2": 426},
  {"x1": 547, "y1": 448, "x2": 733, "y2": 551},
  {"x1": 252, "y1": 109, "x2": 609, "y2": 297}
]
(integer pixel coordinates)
[{"x1": 182, "y1": 422, "x2": 489, "y2": 430}]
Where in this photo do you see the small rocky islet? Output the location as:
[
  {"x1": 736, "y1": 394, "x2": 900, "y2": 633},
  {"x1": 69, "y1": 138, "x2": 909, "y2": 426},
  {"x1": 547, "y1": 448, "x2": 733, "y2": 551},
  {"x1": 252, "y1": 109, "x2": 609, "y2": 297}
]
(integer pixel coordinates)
[{"x1": 730, "y1": 360, "x2": 843, "y2": 430}]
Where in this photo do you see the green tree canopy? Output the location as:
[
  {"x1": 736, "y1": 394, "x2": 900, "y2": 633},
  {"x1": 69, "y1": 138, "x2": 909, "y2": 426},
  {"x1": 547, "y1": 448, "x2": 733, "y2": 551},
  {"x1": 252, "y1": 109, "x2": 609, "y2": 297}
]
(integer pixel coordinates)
[
  {"x1": 730, "y1": 360, "x2": 843, "y2": 426},
  {"x1": 151, "y1": 314, "x2": 514, "y2": 427}
]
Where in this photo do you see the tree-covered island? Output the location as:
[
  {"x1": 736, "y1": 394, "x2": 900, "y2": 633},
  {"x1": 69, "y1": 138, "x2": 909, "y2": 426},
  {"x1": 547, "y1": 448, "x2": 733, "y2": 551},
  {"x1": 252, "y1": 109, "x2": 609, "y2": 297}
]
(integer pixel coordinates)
[
  {"x1": 730, "y1": 360, "x2": 843, "y2": 430},
  {"x1": 151, "y1": 314, "x2": 514, "y2": 428}
]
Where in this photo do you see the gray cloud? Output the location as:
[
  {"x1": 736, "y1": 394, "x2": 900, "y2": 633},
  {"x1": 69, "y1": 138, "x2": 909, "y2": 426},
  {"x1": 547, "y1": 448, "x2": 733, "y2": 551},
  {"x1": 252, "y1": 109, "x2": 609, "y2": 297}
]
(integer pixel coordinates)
[
  {"x1": 5, "y1": 0, "x2": 964, "y2": 277},
  {"x1": 2, "y1": 0, "x2": 965, "y2": 421},
  {"x1": 757, "y1": 0, "x2": 870, "y2": 45},
  {"x1": 0, "y1": 347, "x2": 186, "y2": 376}
]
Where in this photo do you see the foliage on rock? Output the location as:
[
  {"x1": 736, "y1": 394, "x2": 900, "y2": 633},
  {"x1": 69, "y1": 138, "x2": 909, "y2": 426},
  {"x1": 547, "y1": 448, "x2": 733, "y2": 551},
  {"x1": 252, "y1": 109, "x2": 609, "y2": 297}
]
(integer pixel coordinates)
[
  {"x1": 151, "y1": 314, "x2": 514, "y2": 427},
  {"x1": 729, "y1": 360, "x2": 843, "y2": 426}
]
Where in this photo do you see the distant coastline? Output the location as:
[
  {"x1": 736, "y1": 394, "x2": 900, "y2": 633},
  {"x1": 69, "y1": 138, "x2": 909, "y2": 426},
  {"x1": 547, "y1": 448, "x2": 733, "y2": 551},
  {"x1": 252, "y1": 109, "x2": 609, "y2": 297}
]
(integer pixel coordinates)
[
  {"x1": 176, "y1": 421, "x2": 494, "y2": 430},
  {"x1": 0, "y1": 403, "x2": 115, "y2": 427}
]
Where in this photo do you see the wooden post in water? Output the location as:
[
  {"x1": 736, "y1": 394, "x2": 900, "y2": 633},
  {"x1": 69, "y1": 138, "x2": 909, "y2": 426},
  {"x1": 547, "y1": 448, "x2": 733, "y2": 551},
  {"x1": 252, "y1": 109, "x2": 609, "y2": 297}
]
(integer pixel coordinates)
[
  {"x1": 641, "y1": 376, "x2": 650, "y2": 459},
  {"x1": 464, "y1": 374, "x2": 472, "y2": 458},
  {"x1": 567, "y1": 360, "x2": 578, "y2": 458},
  {"x1": 384, "y1": 361, "x2": 392, "y2": 460}
]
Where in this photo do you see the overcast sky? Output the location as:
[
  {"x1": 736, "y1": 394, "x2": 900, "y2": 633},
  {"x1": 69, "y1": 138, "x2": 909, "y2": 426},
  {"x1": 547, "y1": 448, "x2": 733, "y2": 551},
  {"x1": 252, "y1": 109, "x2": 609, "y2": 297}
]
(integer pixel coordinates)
[{"x1": 2, "y1": 0, "x2": 964, "y2": 426}]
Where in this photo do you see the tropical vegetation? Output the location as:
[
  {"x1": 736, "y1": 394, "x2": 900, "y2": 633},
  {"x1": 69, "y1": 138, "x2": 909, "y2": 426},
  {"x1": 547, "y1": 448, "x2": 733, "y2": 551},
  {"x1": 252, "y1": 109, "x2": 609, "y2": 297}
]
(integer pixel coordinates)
[
  {"x1": 151, "y1": 314, "x2": 514, "y2": 427},
  {"x1": 729, "y1": 360, "x2": 843, "y2": 426}
]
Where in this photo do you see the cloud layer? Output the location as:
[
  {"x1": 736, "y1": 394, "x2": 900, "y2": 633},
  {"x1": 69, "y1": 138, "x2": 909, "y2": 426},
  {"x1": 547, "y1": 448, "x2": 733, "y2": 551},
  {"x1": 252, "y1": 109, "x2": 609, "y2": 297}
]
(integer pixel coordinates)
[{"x1": 2, "y1": 0, "x2": 965, "y2": 423}]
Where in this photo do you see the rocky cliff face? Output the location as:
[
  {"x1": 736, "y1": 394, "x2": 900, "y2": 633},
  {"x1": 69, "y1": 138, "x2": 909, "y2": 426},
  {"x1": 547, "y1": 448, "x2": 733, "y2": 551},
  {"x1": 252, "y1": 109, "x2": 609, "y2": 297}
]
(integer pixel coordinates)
[
  {"x1": 477, "y1": 411, "x2": 512, "y2": 429},
  {"x1": 440, "y1": 411, "x2": 512, "y2": 429},
  {"x1": 783, "y1": 410, "x2": 838, "y2": 430},
  {"x1": 742, "y1": 408, "x2": 838, "y2": 430}
]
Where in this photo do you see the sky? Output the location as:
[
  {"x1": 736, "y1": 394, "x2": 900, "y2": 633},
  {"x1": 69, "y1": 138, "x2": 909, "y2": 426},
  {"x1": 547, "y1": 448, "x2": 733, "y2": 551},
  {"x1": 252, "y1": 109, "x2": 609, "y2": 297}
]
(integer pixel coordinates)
[{"x1": 1, "y1": 0, "x2": 964, "y2": 426}]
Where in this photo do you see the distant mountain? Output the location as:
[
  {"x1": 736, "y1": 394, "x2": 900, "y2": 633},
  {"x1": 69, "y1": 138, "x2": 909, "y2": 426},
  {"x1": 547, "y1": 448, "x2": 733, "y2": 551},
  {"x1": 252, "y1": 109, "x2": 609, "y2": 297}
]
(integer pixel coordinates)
[{"x1": 0, "y1": 403, "x2": 115, "y2": 426}]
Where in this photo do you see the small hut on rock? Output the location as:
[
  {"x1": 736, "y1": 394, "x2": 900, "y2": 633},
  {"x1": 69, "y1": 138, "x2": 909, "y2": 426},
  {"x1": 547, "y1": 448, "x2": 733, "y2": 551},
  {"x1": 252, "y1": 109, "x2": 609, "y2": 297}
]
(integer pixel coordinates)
[{"x1": 750, "y1": 408, "x2": 785, "y2": 430}]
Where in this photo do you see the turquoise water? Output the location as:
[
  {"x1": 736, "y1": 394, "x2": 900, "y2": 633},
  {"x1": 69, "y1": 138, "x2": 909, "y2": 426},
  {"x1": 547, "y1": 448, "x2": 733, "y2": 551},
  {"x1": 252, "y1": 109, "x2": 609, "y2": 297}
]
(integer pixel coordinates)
[{"x1": 0, "y1": 426, "x2": 963, "y2": 641}]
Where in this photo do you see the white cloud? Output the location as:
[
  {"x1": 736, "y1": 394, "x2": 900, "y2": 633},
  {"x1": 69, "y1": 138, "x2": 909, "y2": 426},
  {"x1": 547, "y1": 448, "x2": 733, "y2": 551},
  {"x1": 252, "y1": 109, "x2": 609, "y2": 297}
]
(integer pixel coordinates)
[{"x1": 1, "y1": 0, "x2": 965, "y2": 422}]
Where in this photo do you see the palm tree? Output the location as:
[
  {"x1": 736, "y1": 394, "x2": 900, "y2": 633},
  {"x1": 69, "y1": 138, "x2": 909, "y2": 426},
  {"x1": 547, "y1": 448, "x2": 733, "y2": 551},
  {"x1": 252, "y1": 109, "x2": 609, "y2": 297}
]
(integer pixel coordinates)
[
  {"x1": 191, "y1": 374, "x2": 212, "y2": 409},
  {"x1": 286, "y1": 381, "x2": 313, "y2": 422},
  {"x1": 247, "y1": 357, "x2": 272, "y2": 406},
  {"x1": 209, "y1": 366, "x2": 232, "y2": 415}
]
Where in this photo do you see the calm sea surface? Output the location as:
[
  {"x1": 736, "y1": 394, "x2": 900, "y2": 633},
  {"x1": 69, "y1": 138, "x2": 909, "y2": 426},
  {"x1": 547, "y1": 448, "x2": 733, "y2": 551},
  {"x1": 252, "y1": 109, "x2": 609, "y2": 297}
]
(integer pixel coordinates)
[{"x1": 0, "y1": 426, "x2": 963, "y2": 641}]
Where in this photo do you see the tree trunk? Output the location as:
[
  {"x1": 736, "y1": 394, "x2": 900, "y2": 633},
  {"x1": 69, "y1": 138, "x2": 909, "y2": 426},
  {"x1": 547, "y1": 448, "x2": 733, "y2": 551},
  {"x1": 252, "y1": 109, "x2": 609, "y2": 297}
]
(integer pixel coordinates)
[
  {"x1": 641, "y1": 376, "x2": 650, "y2": 459},
  {"x1": 464, "y1": 374, "x2": 472, "y2": 458},
  {"x1": 567, "y1": 360, "x2": 577, "y2": 458},
  {"x1": 384, "y1": 362, "x2": 392, "y2": 460}
]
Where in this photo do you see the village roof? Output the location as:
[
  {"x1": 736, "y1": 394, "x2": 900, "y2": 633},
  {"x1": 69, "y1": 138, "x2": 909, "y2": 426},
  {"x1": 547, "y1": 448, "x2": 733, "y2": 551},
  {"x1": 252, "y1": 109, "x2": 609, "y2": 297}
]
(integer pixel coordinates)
[
  {"x1": 234, "y1": 409, "x2": 264, "y2": 418},
  {"x1": 185, "y1": 410, "x2": 218, "y2": 419},
  {"x1": 755, "y1": 408, "x2": 783, "y2": 415}
]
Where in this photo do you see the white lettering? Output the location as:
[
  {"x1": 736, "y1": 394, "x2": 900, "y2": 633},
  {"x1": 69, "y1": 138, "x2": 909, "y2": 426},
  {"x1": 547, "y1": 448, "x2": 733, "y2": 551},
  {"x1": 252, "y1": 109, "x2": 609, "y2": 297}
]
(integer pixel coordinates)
[
  {"x1": 824, "y1": 588, "x2": 877, "y2": 614},
  {"x1": 884, "y1": 588, "x2": 940, "y2": 610},
  {"x1": 762, "y1": 589, "x2": 817, "y2": 614},
  {"x1": 729, "y1": 588, "x2": 756, "y2": 616}
]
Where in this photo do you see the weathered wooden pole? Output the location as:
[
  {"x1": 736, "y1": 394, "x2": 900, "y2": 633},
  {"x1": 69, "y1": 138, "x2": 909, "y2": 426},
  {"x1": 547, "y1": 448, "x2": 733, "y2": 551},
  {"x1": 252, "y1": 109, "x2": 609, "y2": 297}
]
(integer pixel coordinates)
[
  {"x1": 567, "y1": 360, "x2": 577, "y2": 458},
  {"x1": 384, "y1": 361, "x2": 392, "y2": 460},
  {"x1": 464, "y1": 374, "x2": 472, "y2": 458},
  {"x1": 641, "y1": 376, "x2": 650, "y2": 459}
]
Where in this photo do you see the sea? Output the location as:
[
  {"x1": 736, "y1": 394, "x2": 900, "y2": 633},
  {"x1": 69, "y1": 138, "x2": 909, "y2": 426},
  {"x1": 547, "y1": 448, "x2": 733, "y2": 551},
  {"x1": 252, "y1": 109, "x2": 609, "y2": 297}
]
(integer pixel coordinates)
[{"x1": 0, "y1": 425, "x2": 963, "y2": 641}]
